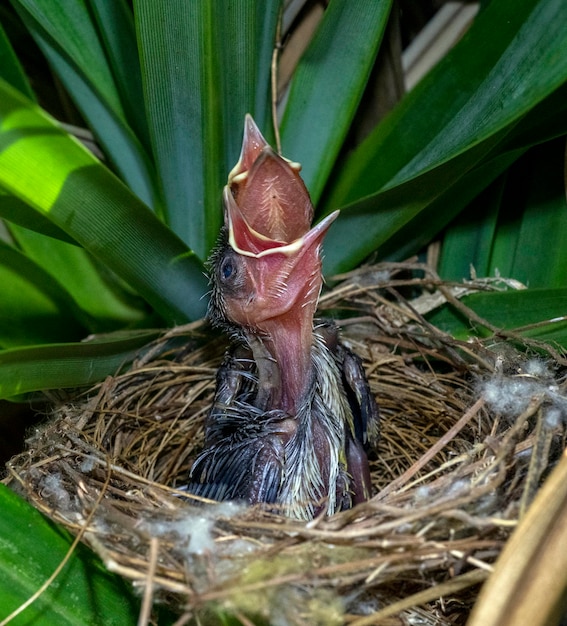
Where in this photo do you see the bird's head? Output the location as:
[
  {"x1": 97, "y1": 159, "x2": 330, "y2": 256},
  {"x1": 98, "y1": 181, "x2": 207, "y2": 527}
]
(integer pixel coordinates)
[{"x1": 208, "y1": 115, "x2": 338, "y2": 411}]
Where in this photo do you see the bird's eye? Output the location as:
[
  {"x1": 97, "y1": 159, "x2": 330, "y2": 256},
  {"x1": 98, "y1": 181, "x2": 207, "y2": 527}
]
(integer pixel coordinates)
[{"x1": 220, "y1": 256, "x2": 236, "y2": 282}]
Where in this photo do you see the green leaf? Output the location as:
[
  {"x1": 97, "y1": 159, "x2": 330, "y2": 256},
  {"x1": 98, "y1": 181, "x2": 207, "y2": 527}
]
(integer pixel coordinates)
[
  {"x1": 488, "y1": 140, "x2": 567, "y2": 288},
  {"x1": 0, "y1": 17, "x2": 34, "y2": 99},
  {"x1": 9, "y1": 223, "x2": 149, "y2": 331},
  {"x1": 369, "y1": 144, "x2": 527, "y2": 267},
  {"x1": 12, "y1": 0, "x2": 160, "y2": 210},
  {"x1": 0, "y1": 78, "x2": 208, "y2": 323},
  {"x1": 11, "y1": 0, "x2": 123, "y2": 114},
  {"x1": 0, "y1": 329, "x2": 159, "y2": 398},
  {"x1": 88, "y1": 0, "x2": 151, "y2": 150},
  {"x1": 499, "y1": 80, "x2": 567, "y2": 153},
  {"x1": 438, "y1": 175, "x2": 506, "y2": 280},
  {"x1": 440, "y1": 139, "x2": 567, "y2": 286},
  {"x1": 321, "y1": 0, "x2": 567, "y2": 275},
  {"x1": 0, "y1": 185, "x2": 75, "y2": 243},
  {"x1": 0, "y1": 485, "x2": 139, "y2": 625},
  {"x1": 322, "y1": 138, "x2": 523, "y2": 274},
  {"x1": 426, "y1": 288, "x2": 567, "y2": 347},
  {"x1": 280, "y1": 0, "x2": 393, "y2": 204},
  {"x1": 134, "y1": 0, "x2": 280, "y2": 258},
  {"x1": 0, "y1": 240, "x2": 87, "y2": 348},
  {"x1": 217, "y1": 1, "x2": 281, "y2": 170}
]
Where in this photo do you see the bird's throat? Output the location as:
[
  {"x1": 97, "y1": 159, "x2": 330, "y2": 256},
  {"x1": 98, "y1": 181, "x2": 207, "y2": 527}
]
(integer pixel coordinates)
[{"x1": 249, "y1": 310, "x2": 314, "y2": 415}]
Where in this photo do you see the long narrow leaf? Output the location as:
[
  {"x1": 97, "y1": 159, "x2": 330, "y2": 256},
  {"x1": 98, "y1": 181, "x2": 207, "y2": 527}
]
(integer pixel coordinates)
[
  {"x1": 88, "y1": 0, "x2": 151, "y2": 150},
  {"x1": 10, "y1": 223, "x2": 148, "y2": 331},
  {"x1": 426, "y1": 288, "x2": 567, "y2": 347},
  {"x1": 0, "y1": 485, "x2": 139, "y2": 625},
  {"x1": 135, "y1": 1, "x2": 221, "y2": 256},
  {"x1": 280, "y1": 0, "x2": 393, "y2": 203},
  {"x1": 490, "y1": 140, "x2": 567, "y2": 288},
  {"x1": 0, "y1": 240, "x2": 87, "y2": 348},
  {"x1": 499, "y1": 80, "x2": 567, "y2": 153},
  {"x1": 0, "y1": 330, "x2": 159, "y2": 398},
  {"x1": 30, "y1": 25, "x2": 159, "y2": 210},
  {"x1": 374, "y1": 146, "x2": 526, "y2": 265},
  {"x1": 440, "y1": 140, "x2": 567, "y2": 286},
  {"x1": 321, "y1": 0, "x2": 567, "y2": 275},
  {"x1": 0, "y1": 17, "x2": 34, "y2": 99},
  {"x1": 135, "y1": 0, "x2": 280, "y2": 258},
  {"x1": 323, "y1": 138, "x2": 524, "y2": 274},
  {"x1": 0, "y1": 79, "x2": 208, "y2": 323},
  {"x1": 438, "y1": 175, "x2": 506, "y2": 280},
  {"x1": 0, "y1": 185, "x2": 75, "y2": 242},
  {"x1": 12, "y1": 0, "x2": 160, "y2": 209},
  {"x1": 11, "y1": 0, "x2": 123, "y2": 114},
  {"x1": 217, "y1": 1, "x2": 280, "y2": 173}
]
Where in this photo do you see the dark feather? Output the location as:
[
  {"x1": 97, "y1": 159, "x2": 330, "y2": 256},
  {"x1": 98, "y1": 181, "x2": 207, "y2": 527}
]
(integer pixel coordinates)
[
  {"x1": 188, "y1": 405, "x2": 286, "y2": 504},
  {"x1": 187, "y1": 322, "x2": 379, "y2": 518}
]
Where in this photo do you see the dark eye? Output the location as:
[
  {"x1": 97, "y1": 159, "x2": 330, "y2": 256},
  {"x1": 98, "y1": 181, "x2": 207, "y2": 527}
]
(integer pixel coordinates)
[
  {"x1": 220, "y1": 255, "x2": 237, "y2": 282},
  {"x1": 222, "y1": 259, "x2": 234, "y2": 279}
]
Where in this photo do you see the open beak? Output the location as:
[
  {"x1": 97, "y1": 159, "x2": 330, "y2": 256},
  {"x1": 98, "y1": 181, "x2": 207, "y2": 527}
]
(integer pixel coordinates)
[
  {"x1": 224, "y1": 114, "x2": 338, "y2": 324},
  {"x1": 221, "y1": 115, "x2": 339, "y2": 411},
  {"x1": 227, "y1": 114, "x2": 314, "y2": 244}
]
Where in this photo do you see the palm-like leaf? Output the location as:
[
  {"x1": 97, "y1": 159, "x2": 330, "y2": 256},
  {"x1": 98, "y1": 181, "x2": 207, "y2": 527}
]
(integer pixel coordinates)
[
  {"x1": 134, "y1": 1, "x2": 280, "y2": 257},
  {"x1": 0, "y1": 80, "x2": 207, "y2": 325},
  {"x1": 0, "y1": 485, "x2": 140, "y2": 624},
  {"x1": 320, "y1": 0, "x2": 567, "y2": 275},
  {"x1": 1, "y1": 0, "x2": 567, "y2": 621}
]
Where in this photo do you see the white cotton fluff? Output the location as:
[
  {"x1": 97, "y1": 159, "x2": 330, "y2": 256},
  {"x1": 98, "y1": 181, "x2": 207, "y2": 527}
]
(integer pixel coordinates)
[
  {"x1": 481, "y1": 358, "x2": 567, "y2": 425},
  {"x1": 544, "y1": 407, "x2": 564, "y2": 430},
  {"x1": 482, "y1": 377, "x2": 541, "y2": 416},
  {"x1": 522, "y1": 359, "x2": 551, "y2": 379},
  {"x1": 79, "y1": 456, "x2": 96, "y2": 473},
  {"x1": 41, "y1": 472, "x2": 72, "y2": 510},
  {"x1": 141, "y1": 501, "x2": 245, "y2": 556}
]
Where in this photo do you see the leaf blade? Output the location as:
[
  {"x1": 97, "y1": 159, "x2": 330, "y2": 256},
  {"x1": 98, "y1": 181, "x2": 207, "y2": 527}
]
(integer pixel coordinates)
[
  {"x1": 0, "y1": 485, "x2": 139, "y2": 625},
  {"x1": 0, "y1": 330, "x2": 159, "y2": 398},
  {"x1": 12, "y1": 0, "x2": 160, "y2": 209},
  {"x1": 88, "y1": 0, "x2": 150, "y2": 149},
  {"x1": 134, "y1": 0, "x2": 280, "y2": 257},
  {"x1": 321, "y1": 0, "x2": 567, "y2": 274},
  {"x1": 0, "y1": 240, "x2": 87, "y2": 348},
  {"x1": 0, "y1": 78, "x2": 208, "y2": 323},
  {"x1": 280, "y1": 0, "x2": 393, "y2": 203},
  {"x1": 0, "y1": 185, "x2": 75, "y2": 243},
  {"x1": 12, "y1": 0, "x2": 123, "y2": 114},
  {"x1": 426, "y1": 287, "x2": 567, "y2": 347},
  {"x1": 0, "y1": 17, "x2": 34, "y2": 99},
  {"x1": 9, "y1": 223, "x2": 149, "y2": 331}
]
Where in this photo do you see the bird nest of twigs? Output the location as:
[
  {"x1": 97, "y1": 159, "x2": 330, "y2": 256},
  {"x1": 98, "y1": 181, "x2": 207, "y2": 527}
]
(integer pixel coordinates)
[{"x1": 5, "y1": 262, "x2": 567, "y2": 625}]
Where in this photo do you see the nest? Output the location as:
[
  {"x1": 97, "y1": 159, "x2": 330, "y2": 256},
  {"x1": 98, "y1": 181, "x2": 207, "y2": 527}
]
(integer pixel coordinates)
[{"x1": 5, "y1": 262, "x2": 567, "y2": 625}]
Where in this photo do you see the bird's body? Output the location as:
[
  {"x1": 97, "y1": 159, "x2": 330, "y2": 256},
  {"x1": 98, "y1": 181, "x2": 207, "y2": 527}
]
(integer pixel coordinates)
[
  {"x1": 187, "y1": 116, "x2": 378, "y2": 519},
  {"x1": 191, "y1": 322, "x2": 376, "y2": 519}
]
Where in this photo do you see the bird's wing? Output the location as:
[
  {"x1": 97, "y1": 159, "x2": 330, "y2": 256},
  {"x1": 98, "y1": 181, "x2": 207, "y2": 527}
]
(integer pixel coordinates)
[
  {"x1": 203, "y1": 344, "x2": 257, "y2": 445},
  {"x1": 315, "y1": 319, "x2": 380, "y2": 449},
  {"x1": 188, "y1": 415, "x2": 285, "y2": 504},
  {"x1": 340, "y1": 344, "x2": 380, "y2": 449}
]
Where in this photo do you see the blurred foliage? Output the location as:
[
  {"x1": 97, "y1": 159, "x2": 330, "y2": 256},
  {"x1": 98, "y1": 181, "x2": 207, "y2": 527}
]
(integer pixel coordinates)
[
  {"x1": 0, "y1": 0, "x2": 566, "y2": 621},
  {"x1": 0, "y1": 0, "x2": 565, "y2": 399}
]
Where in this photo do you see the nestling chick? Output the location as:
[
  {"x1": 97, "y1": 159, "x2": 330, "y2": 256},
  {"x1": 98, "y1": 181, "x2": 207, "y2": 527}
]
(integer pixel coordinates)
[{"x1": 188, "y1": 116, "x2": 379, "y2": 519}]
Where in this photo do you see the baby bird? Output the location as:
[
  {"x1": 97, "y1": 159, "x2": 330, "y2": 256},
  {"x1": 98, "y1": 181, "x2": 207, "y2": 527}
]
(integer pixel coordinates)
[{"x1": 188, "y1": 116, "x2": 379, "y2": 520}]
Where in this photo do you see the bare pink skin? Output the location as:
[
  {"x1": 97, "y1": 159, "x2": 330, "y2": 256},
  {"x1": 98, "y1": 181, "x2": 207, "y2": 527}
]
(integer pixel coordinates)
[{"x1": 223, "y1": 115, "x2": 338, "y2": 414}]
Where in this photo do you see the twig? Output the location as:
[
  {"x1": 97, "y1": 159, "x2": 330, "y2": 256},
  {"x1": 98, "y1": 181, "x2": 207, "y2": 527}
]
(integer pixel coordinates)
[
  {"x1": 375, "y1": 397, "x2": 486, "y2": 500},
  {"x1": 137, "y1": 537, "x2": 159, "y2": 626},
  {"x1": 347, "y1": 569, "x2": 488, "y2": 626},
  {"x1": 271, "y1": 5, "x2": 283, "y2": 153}
]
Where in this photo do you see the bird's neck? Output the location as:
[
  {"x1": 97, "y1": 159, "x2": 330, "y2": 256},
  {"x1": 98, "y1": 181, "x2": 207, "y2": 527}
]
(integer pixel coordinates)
[{"x1": 248, "y1": 311, "x2": 314, "y2": 415}]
